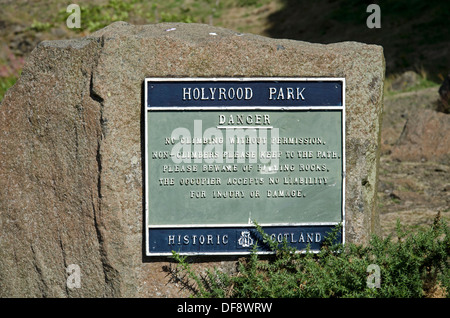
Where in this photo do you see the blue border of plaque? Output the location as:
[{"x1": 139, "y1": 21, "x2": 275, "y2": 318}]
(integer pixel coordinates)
[{"x1": 144, "y1": 78, "x2": 345, "y2": 256}]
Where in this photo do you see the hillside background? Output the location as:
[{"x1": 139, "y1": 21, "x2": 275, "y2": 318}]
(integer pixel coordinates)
[{"x1": 0, "y1": 0, "x2": 449, "y2": 237}]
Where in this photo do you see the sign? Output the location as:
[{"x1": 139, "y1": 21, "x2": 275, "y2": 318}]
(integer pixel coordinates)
[{"x1": 144, "y1": 78, "x2": 345, "y2": 256}]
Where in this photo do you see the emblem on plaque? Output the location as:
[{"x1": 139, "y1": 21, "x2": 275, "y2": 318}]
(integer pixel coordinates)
[{"x1": 238, "y1": 231, "x2": 254, "y2": 248}]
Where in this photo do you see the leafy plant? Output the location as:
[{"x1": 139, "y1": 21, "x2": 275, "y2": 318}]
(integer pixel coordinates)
[{"x1": 171, "y1": 213, "x2": 449, "y2": 298}]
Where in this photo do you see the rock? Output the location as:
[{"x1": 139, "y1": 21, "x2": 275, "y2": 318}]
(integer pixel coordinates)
[
  {"x1": 0, "y1": 22, "x2": 384, "y2": 297},
  {"x1": 437, "y1": 73, "x2": 450, "y2": 113},
  {"x1": 391, "y1": 109, "x2": 450, "y2": 163}
]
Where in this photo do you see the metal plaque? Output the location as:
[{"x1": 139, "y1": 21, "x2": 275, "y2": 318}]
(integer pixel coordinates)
[{"x1": 144, "y1": 78, "x2": 345, "y2": 256}]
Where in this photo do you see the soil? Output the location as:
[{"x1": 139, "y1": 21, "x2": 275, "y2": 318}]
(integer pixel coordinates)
[{"x1": 1, "y1": 0, "x2": 449, "y2": 239}]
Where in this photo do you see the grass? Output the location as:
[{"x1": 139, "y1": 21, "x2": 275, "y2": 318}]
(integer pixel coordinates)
[
  {"x1": 0, "y1": 0, "x2": 273, "y2": 100},
  {"x1": 0, "y1": 48, "x2": 22, "y2": 103},
  {"x1": 28, "y1": 20, "x2": 54, "y2": 32},
  {"x1": 56, "y1": 0, "x2": 274, "y2": 32},
  {"x1": 384, "y1": 69, "x2": 440, "y2": 97}
]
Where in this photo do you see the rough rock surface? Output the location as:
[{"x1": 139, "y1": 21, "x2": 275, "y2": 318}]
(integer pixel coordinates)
[{"x1": 0, "y1": 22, "x2": 384, "y2": 297}]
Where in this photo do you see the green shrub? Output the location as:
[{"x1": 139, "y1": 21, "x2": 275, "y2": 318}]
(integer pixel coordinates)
[
  {"x1": 0, "y1": 76, "x2": 18, "y2": 103},
  {"x1": 171, "y1": 213, "x2": 449, "y2": 298},
  {"x1": 58, "y1": 0, "x2": 207, "y2": 33}
]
